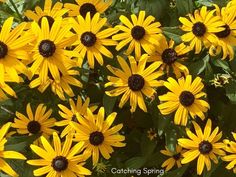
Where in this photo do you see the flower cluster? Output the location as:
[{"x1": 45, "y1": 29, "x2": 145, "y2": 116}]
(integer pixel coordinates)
[{"x1": 0, "y1": 0, "x2": 236, "y2": 176}]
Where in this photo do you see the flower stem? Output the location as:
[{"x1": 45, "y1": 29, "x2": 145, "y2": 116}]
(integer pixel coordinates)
[{"x1": 9, "y1": 0, "x2": 23, "y2": 22}]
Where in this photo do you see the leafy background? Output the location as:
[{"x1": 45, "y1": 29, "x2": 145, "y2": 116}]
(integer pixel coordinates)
[{"x1": 0, "y1": 0, "x2": 236, "y2": 177}]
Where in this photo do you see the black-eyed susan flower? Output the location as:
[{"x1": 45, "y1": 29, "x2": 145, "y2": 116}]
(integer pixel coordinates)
[
  {"x1": 113, "y1": 11, "x2": 162, "y2": 59},
  {"x1": 105, "y1": 54, "x2": 163, "y2": 112},
  {"x1": 160, "y1": 145, "x2": 185, "y2": 171},
  {"x1": 222, "y1": 132, "x2": 236, "y2": 173},
  {"x1": 209, "y1": 4, "x2": 236, "y2": 60},
  {"x1": 0, "y1": 123, "x2": 26, "y2": 177},
  {"x1": 147, "y1": 128, "x2": 157, "y2": 141},
  {"x1": 178, "y1": 119, "x2": 225, "y2": 175},
  {"x1": 158, "y1": 75, "x2": 210, "y2": 126},
  {"x1": 71, "y1": 107, "x2": 126, "y2": 165},
  {"x1": 0, "y1": 17, "x2": 34, "y2": 83},
  {"x1": 71, "y1": 12, "x2": 117, "y2": 68},
  {"x1": 149, "y1": 35, "x2": 190, "y2": 78},
  {"x1": 27, "y1": 132, "x2": 91, "y2": 177},
  {"x1": 55, "y1": 95, "x2": 97, "y2": 137},
  {"x1": 0, "y1": 77, "x2": 18, "y2": 100},
  {"x1": 24, "y1": 0, "x2": 68, "y2": 28},
  {"x1": 29, "y1": 67, "x2": 82, "y2": 100},
  {"x1": 29, "y1": 17, "x2": 78, "y2": 83},
  {"x1": 64, "y1": 0, "x2": 112, "y2": 18},
  {"x1": 179, "y1": 6, "x2": 225, "y2": 54},
  {"x1": 12, "y1": 103, "x2": 56, "y2": 137}
]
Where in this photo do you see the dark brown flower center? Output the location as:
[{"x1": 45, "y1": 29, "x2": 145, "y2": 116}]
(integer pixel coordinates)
[
  {"x1": 81, "y1": 32, "x2": 97, "y2": 47},
  {"x1": 27, "y1": 121, "x2": 41, "y2": 134},
  {"x1": 179, "y1": 91, "x2": 195, "y2": 107},
  {"x1": 52, "y1": 156, "x2": 68, "y2": 171},
  {"x1": 162, "y1": 48, "x2": 178, "y2": 65},
  {"x1": 192, "y1": 22, "x2": 206, "y2": 37},
  {"x1": 89, "y1": 131, "x2": 104, "y2": 146},
  {"x1": 38, "y1": 15, "x2": 55, "y2": 28},
  {"x1": 128, "y1": 74, "x2": 145, "y2": 91},
  {"x1": 199, "y1": 141, "x2": 213, "y2": 154},
  {"x1": 79, "y1": 3, "x2": 97, "y2": 18},
  {"x1": 215, "y1": 25, "x2": 231, "y2": 38},
  {"x1": 0, "y1": 41, "x2": 8, "y2": 59},
  {"x1": 39, "y1": 40, "x2": 56, "y2": 57},
  {"x1": 173, "y1": 153, "x2": 181, "y2": 160},
  {"x1": 131, "y1": 26, "x2": 145, "y2": 40}
]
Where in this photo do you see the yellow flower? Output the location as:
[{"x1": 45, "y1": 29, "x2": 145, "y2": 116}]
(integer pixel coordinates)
[
  {"x1": 149, "y1": 35, "x2": 190, "y2": 78},
  {"x1": 27, "y1": 133, "x2": 91, "y2": 177},
  {"x1": 55, "y1": 95, "x2": 97, "y2": 137},
  {"x1": 0, "y1": 76, "x2": 19, "y2": 100},
  {"x1": 71, "y1": 107, "x2": 126, "y2": 165},
  {"x1": 64, "y1": 0, "x2": 112, "y2": 18},
  {"x1": 12, "y1": 103, "x2": 56, "y2": 137},
  {"x1": 105, "y1": 55, "x2": 163, "y2": 112},
  {"x1": 158, "y1": 75, "x2": 210, "y2": 126},
  {"x1": 178, "y1": 119, "x2": 225, "y2": 175},
  {"x1": 179, "y1": 6, "x2": 225, "y2": 54},
  {"x1": 0, "y1": 123, "x2": 26, "y2": 177},
  {"x1": 29, "y1": 67, "x2": 82, "y2": 100},
  {"x1": 71, "y1": 12, "x2": 117, "y2": 68},
  {"x1": 147, "y1": 128, "x2": 157, "y2": 141},
  {"x1": 160, "y1": 145, "x2": 185, "y2": 171},
  {"x1": 222, "y1": 132, "x2": 236, "y2": 173},
  {"x1": 209, "y1": 4, "x2": 236, "y2": 60},
  {"x1": 29, "y1": 17, "x2": 78, "y2": 83},
  {"x1": 0, "y1": 17, "x2": 34, "y2": 83},
  {"x1": 113, "y1": 11, "x2": 162, "y2": 59},
  {"x1": 24, "y1": 0, "x2": 68, "y2": 27}
]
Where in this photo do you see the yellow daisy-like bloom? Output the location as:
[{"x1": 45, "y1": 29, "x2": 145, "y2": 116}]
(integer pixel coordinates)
[
  {"x1": 71, "y1": 12, "x2": 117, "y2": 68},
  {"x1": 71, "y1": 107, "x2": 126, "y2": 165},
  {"x1": 0, "y1": 75, "x2": 19, "y2": 100},
  {"x1": 209, "y1": 4, "x2": 236, "y2": 60},
  {"x1": 0, "y1": 17, "x2": 34, "y2": 83},
  {"x1": 147, "y1": 128, "x2": 157, "y2": 141},
  {"x1": 29, "y1": 68, "x2": 82, "y2": 100},
  {"x1": 64, "y1": 0, "x2": 112, "y2": 18},
  {"x1": 29, "y1": 17, "x2": 78, "y2": 83},
  {"x1": 179, "y1": 6, "x2": 225, "y2": 54},
  {"x1": 222, "y1": 132, "x2": 236, "y2": 173},
  {"x1": 55, "y1": 95, "x2": 97, "y2": 137},
  {"x1": 0, "y1": 123, "x2": 26, "y2": 177},
  {"x1": 158, "y1": 75, "x2": 210, "y2": 126},
  {"x1": 24, "y1": 0, "x2": 68, "y2": 27},
  {"x1": 105, "y1": 54, "x2": 163, "y2": 112},
  {"x1": 27, "y1": 132, "x2": 91, "y2": 177},
  {"x1": 160, "y1": 145, "x2": 185, "y2": 171},
  {"x1": 149, "y1": 35, "x2": 190, "y2": 78},
  {"x1": 11, "y1": 103, "x2": 56, "y2": 137},
  {"x1": 178, "y1": 119, "x2": 225, "y2": 175},
  {"x1": 113, "y1": 11, "x2": 162, "y2": 59}
]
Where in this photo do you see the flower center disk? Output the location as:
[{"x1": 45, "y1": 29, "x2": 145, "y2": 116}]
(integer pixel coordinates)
[
  {"x1": 0, "y1": 41, "x2": 8, "y2": 59},
  {"x1": 27, "y1": 121, "x2": 41, "y2": 134},
  {"x1": 162, "y1": 48, "x2": 178, "y2": 65},
  {"x1": 81, "y1": 32, "x2": 97, "y2": 47},
  {"x1": 39, "y1": 40, "x2": 56, "y2": 57},
  {"x1": 179, "y1": 91, "x2": 195, "y2": 107},
  {"x1": 199, "y1": 141, "x2": 213, "y2": 154},
  {"x1": 128, "y1": 74, "x2": 145, "y2": 91},
  {"x1": 215, "y1": 25, "x2": 231, "y2": 38},
  {"x1": 192, "y1": 22, "x2": 206, "y2": 37},
  {"x1": 38, "y1": 15, "x2": 55, "y2": 28},
  {"x1": 173, "y1": 153, "x2": 181, "y2": 160},
  {"x1": 131, "y1": 26, "x2": 146, "y2": 40},
  {"x1": 52, "y1": 156, "x2": 68, "y2": 172},
  {"x1": 79, "y1": 3, "x2": 97, "y2": 18},
  {"x1": 89, "y1": 131, "x2": 104, "y2": 146}
]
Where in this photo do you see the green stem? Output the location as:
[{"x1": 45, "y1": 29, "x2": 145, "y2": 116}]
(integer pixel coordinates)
[{"x1": 9, "y1": 0, "x2": 23, "y2": 22}]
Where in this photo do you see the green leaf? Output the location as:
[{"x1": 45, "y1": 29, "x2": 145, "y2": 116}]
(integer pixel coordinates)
[
  {"x1": 189, "y1": 54, "x2": 209, "y2": 77},
  {"x1": 103, "y1": 94, "x2": 117, "y2": 115},
  {"x1": 125, "y1": 156, "x2": 146, "y2": 169},
  {"x1": 162, "y1": 27, "x2": 182, "y2": 43},
  {"x1": 225, "y1": 80, "x2": 236, "y2": 104},
  {"x1": 140, "y1": 135, "x2": 156, "y2": 158},
  {"x1": 165, "y1": 124, "x2": 178, "y2": 152},
  {"x1": 176, "y1": 0, "x2": 194, "y2": 16},
  {"x1": 211, "y1": 58, "x2": 231, "y2": 72},
  {"x1": 157, "y1": 115, "x2": 172, "y2": 136}
]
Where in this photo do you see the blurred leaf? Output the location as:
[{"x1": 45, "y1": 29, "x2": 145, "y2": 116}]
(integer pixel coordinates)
[
  {"x1": 225, "y1": 80, "x2": 236, "y2": 104},
  {"x1": 157, "y1": 115, "x2": 172, "y2": 136},
  {"x1": 165, "y1": 124, "x2": 178, "y2": 152},
  {"x1": 162, "y1": 27, "x2": 182, "y2": 43},
  {"x1": 176, "y1": 0, "x2": 194, "y2": 16},
  {"x1": 140, "y1": 135, "x2": 156, "y2": 158},
  {"x1": 125, "y1": 156, "x2": 146, "y2": 169},
  {"x1": 159, "y1": 164, "x2": 189, "y2": 177},
  {"x1": 211, "y1": 58, "x2": 231, "y2": 73},
  {"x1": 103, "y1": 94, "x2": 117, "y2": 115},
  {"x1": 189, "y1": 54, "x2": 209, "y2": 77}
]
